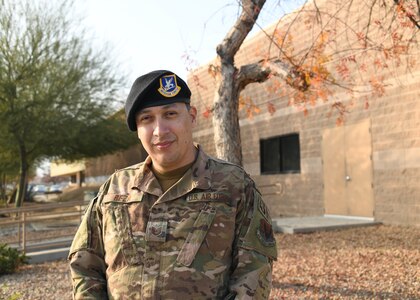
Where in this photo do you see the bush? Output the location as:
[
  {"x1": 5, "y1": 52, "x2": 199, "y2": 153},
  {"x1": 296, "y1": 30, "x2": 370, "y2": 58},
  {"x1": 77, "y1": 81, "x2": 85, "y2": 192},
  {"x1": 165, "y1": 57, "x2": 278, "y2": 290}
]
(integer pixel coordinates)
[{"x1": 0, "y1": 244, "x2": 27, "y2": 275}]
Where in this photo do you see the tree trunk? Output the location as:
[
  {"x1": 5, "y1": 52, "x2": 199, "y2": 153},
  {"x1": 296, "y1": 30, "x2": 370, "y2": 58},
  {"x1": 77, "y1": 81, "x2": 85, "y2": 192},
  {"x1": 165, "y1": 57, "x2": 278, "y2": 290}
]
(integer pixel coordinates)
[
  {"x1": 212, "y1": 62, "x2": 242, "y2": 165},
  {"x1": 212, "y1": 0, "x2": 266, "y2": 165},
  {"x1": 0, "y1": 173, "x2": 5, "y2": 201},
  {"x1": 15, "y1": 144, "x2": 28, "y2": 208},
  {"x1": 8, "y1": 188, "x2": 17, "y2": 205}
]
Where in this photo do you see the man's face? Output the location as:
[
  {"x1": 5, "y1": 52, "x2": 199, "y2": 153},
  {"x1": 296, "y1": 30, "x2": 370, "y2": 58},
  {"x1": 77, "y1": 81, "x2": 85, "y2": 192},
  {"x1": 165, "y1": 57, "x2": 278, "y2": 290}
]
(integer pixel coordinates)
[{"x1": 135, "y1": 102, "x2": 197, "y2": 173}]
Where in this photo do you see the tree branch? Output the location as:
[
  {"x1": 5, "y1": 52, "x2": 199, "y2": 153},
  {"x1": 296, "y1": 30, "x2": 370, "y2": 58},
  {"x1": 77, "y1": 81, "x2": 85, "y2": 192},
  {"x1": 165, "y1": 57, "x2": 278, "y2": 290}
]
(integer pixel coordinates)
[
  {"x1": 236, "y1": 59, "x2": 290, "y2": 91},
  {"x1": 217, "y1": 0, "x2": 266, "y2": 61},
  {"x1": 394, "y1": 0, "x2": 420, "y2": 29}
]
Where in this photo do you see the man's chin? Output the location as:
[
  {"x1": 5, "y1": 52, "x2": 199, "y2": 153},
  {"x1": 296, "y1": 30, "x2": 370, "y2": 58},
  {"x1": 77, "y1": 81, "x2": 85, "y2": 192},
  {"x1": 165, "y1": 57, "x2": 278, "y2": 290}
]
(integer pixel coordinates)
[{"x1": 152, "y1": 156, "x2": 176, "y2": 168}]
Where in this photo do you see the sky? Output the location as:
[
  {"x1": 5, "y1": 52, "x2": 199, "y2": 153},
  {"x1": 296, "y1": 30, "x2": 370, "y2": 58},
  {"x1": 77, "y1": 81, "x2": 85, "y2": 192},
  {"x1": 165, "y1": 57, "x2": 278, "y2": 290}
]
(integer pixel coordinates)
[
  {"x1": 37, "y1": 0, "x2": 304, "y2": 177},
  {"x1": 75, "y1": 0, "x2": 304, "y2": 89}
]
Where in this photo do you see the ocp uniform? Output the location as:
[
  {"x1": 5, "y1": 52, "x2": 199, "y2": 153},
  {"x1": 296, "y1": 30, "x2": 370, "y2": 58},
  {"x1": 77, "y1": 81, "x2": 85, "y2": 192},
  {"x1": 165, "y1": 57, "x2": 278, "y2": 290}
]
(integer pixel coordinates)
[{"x1": 69, "y1": 146, "x2": 277, "y2": 299}]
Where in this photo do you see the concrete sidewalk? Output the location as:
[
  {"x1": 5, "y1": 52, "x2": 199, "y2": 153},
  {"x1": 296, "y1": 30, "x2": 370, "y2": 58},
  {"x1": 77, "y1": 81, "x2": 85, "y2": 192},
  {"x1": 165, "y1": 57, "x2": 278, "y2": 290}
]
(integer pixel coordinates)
[
  {"x1": 22, "y1": 215, "x2": 381, "y2": 263},
  {"x1": 27, "y1": 246, "x2": 70, "y2": 264},
  {"x1": 273, "y1": 215, "x2": 381, "y2": 234},
  {"x1": 11, "y1": 236, "x2": 73, "y2": 264}
]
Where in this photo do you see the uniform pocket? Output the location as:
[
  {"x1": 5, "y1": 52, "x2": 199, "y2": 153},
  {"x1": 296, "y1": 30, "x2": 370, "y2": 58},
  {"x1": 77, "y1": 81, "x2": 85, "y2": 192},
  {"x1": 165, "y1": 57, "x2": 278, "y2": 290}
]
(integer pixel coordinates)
[
  {"x1": 103, "y1": 194, "x2": 145, "y2": 267},
  {"x1": 113, "y1": 205, "x2": 143, "y2": 265},
  {"x1": 176, "y1": 204, "x2": 217, "y2": 266}
]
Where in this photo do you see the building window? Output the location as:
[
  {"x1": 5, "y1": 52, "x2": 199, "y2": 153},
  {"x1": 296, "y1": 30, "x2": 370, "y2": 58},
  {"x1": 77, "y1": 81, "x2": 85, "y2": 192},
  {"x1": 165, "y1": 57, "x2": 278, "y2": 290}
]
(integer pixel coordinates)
[{"x1": 260, "y1": 134, "x2": 301, "y2": 174}]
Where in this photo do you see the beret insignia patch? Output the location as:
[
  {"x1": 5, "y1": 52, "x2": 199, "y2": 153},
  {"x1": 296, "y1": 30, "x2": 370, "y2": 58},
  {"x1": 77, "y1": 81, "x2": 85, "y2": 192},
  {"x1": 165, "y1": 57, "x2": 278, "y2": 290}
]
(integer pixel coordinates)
[
  {"x1": 158, "y1": 74, "x2": 181, "y2": 97},
  {"x1": 257, "y1": 218, "x2": 276, "y2": 247}
]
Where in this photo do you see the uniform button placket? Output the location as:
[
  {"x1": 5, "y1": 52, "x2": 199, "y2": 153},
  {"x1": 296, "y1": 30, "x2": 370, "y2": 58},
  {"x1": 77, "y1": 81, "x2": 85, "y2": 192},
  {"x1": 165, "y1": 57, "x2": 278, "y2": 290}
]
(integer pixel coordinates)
[{"x1": 141, "y1": 203, "x2": 166, "y2": 299}]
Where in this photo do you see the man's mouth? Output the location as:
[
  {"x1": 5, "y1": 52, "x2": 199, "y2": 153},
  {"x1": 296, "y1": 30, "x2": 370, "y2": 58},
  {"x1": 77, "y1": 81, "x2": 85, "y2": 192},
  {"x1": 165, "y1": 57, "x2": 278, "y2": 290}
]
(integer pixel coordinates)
[{"x1": 153, "y1": 141, "x2": 173, "y2": 150}]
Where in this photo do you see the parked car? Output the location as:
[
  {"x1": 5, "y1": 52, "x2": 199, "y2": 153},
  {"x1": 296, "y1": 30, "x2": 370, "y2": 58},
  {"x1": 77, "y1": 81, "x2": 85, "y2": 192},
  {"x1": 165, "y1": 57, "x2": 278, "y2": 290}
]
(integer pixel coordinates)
[
  {"x1": 27, "y1": 184, "x2": 47, "y2": 195},
  {"x1": 47, "y1": 184, "x2": 63, "y2": 194}
]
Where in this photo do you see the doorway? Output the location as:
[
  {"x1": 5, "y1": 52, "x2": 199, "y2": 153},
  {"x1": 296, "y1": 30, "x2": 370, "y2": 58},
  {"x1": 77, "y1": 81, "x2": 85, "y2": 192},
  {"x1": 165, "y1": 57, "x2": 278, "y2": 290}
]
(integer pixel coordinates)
[{"x1": 322, "y1": 119, "x2": 374, "y2": 217}]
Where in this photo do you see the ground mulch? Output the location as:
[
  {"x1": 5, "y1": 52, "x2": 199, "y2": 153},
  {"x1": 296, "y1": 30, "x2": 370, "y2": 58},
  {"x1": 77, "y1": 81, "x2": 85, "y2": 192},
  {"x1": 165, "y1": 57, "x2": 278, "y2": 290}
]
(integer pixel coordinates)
[
  {"x1": 271, "y1": 225, "x2": 419, "y2": 299},
  {"x1": 0, "y1": 224, "x2": 419, "y2": 299}
]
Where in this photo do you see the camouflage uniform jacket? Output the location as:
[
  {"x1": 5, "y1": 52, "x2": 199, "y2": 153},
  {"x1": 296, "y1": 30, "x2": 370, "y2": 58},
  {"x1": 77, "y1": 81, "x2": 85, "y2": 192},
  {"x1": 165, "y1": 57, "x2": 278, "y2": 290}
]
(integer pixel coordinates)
[{"x1": 69, "y1": 146, "x2": 277, "y2": 299}]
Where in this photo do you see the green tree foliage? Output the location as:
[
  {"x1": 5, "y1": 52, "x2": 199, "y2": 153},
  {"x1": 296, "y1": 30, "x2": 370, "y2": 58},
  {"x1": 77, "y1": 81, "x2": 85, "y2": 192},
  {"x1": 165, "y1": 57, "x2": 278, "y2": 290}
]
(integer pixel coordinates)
[{"x1": 0, "y1": 0, "x2": 137, "y2": 207}]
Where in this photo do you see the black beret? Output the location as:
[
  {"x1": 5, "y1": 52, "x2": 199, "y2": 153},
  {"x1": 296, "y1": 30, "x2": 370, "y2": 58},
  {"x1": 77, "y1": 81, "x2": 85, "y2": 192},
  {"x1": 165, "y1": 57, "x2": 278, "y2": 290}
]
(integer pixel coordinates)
[{"x1": 125, "y1": 70, "x2": 191, "y2": 131}]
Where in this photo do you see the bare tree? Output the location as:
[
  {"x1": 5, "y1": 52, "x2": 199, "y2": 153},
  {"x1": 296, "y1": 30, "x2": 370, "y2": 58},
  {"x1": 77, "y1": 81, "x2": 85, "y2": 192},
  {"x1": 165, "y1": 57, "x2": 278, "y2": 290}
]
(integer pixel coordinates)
[{"x1": 206, "y1": 0, "x2": 419, "y2": 165}]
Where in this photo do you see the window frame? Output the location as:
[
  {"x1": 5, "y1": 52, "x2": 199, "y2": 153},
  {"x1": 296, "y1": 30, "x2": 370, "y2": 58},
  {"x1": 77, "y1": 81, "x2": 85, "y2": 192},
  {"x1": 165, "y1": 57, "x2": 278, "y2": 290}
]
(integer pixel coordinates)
[{"x1": 260, "y1": 133, "x2": 301, "y2": 175}]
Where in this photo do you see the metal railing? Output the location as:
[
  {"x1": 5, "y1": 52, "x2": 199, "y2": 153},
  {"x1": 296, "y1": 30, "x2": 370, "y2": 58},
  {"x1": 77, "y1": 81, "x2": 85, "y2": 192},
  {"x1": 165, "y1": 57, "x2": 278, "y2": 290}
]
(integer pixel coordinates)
[
  {"x1": 0, "y1": 200, "x2": 88, "y2": 253},
  {"x1": 258, "y1": 182, "x2": 284, "y2": 196}
]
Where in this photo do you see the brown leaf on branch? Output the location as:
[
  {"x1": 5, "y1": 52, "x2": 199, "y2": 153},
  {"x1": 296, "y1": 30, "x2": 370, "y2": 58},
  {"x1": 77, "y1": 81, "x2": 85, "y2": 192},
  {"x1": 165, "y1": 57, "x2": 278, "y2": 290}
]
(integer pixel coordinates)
[
  {"x1": 253, "y1": 105, "x2": 261, "y2": 114},
  {"x1": 369, "y1": 76, "x2": 386, "y2": 97},
  {"x1": 238, "y1": 96, "x2": 261, "y2": 119},
  {"x1": 191, "y1": 74, "x2": 207, "y2": 90},
  {"x1": 238, "y1": 95, "x2": 247, "y2": 111},
  {"x1": 364, "y1": 99, "x2": 370, "y2": 109},
  {"x1": 246, "y1": 107, "x2": 254, "y2": 119},
  {"x1": 317, "y1": 89, "x2": 330, "y2": 101},
  {"x1": 202, "y1": 106, "x2": 212, "y2": 118},
  {"x1": 336, "y1": 60, "x2": 350, "y2": 80},
  {"x1": 208, "y1": 64, "x2": 220, "y2": 79},
  {"x1": 267, "y1": 102, "x2": 276, "y2": 115}
]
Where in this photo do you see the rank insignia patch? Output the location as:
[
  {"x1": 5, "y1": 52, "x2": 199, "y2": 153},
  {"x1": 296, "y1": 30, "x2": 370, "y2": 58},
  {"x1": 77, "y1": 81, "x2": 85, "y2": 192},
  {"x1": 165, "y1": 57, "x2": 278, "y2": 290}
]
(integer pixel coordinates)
[
  {"x1": 158, "y1": 74, "x2": 181, "y2": 97},
  {"x1": 145, "y1": 220, "x2": 167, "y2": 242},
  {"x1": 257, "y1": 218, "x2": 276, "y2": 246}
]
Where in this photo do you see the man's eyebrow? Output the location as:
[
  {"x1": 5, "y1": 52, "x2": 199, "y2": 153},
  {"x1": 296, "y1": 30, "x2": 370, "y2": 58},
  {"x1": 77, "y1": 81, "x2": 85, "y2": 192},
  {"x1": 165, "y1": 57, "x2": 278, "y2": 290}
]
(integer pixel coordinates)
[
  {"x1": 138, "y1": 103, "x2": 178, "y2": 115},
  {"x1": 160, "y1": 103, "x2": 178, "y2": 110},
  {"x1": 138, "y1": 108, "x2": 151, "y2": 115}
]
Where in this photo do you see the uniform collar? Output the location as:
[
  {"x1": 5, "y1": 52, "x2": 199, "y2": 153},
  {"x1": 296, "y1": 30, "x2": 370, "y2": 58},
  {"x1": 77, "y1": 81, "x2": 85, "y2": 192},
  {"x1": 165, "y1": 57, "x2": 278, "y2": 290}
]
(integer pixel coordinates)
[
  {"x1": 189, "y1": 144, "x2": 212, "y2": 190},
  {"x1": 132, "y1": 144, "x2": 211, "y2": 198},
  {"x1": 133, "y1": 156, "x2": 162, "y2": 196}
]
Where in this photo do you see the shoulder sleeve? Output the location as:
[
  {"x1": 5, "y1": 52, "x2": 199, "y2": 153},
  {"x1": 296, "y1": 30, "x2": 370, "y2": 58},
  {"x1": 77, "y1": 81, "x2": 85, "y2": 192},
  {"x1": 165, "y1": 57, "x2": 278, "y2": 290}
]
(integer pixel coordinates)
[
  {"x1": 68, "y1": 178, "x2": 111, "y2": 257},
  {"x1": 68, "y1": 179, "x2": 110, "y2": 299},
  {"x1": 237, "y1": 179, "x2": 278, "y2": 261},
  {"x1": 227, "y1": 176, "x2": 278, "y2": 299},
  {"x1": 68, "y1": 195, "x2": 104, "y2": 258},
  {"x1": 238, "y1": 188, "x2": 277, "y2": 260}
]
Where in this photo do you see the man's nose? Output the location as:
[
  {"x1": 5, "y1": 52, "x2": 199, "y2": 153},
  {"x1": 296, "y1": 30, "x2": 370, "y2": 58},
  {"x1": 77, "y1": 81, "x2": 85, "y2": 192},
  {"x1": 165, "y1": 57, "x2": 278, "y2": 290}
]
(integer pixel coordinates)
[{"x1": 153, "y1": 118, "x2": 169, "y2": 136}]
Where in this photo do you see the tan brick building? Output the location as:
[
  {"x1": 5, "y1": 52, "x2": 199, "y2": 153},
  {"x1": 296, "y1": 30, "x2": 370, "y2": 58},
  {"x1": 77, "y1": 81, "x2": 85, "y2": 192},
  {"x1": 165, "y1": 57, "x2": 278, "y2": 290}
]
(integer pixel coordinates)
[
  {"x1": 188, "y1": 0, "x2": 420, "y2": 226},
  {"x1": 52, "y1": 0, "x2": 419, "y2": 227}
]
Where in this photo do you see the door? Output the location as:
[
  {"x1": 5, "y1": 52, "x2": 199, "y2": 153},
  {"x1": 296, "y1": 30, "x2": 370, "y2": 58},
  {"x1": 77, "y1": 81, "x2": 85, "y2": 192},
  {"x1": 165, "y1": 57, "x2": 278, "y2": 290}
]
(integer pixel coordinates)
[{"x1": 322, "y1": 119, "x2": 374, "y2": 217}]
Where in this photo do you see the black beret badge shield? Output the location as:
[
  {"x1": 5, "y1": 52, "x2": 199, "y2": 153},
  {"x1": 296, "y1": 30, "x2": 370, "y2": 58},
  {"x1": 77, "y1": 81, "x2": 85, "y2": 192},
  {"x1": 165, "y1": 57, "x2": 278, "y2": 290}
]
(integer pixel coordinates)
[
  {"x1": 125, "y1": 70, "x2": 192, "y2": 131},
  {"x1": 158, "y1": 74, "x2": 181, "y2": 97}
]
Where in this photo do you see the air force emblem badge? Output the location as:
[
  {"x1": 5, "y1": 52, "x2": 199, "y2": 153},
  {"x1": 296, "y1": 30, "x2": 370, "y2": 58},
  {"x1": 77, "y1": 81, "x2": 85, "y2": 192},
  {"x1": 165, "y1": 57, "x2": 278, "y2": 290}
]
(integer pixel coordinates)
[{"x1": 158, "y1": 74, "x2": 181, "y2": 97}]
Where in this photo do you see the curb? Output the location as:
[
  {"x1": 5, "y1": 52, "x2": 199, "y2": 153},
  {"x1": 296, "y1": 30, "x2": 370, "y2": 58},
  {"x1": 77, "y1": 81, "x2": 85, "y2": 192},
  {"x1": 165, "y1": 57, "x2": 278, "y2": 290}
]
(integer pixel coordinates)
[{"x1": 26, "y1": 247, "x2": 70, "y2": 264}]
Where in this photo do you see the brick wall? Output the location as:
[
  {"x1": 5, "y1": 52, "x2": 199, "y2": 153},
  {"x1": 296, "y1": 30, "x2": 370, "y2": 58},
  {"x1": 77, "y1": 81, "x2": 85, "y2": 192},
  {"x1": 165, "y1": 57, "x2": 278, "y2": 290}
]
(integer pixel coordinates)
[{"x1": 189, "y1": 0, "x2": 420, "y2": 226}]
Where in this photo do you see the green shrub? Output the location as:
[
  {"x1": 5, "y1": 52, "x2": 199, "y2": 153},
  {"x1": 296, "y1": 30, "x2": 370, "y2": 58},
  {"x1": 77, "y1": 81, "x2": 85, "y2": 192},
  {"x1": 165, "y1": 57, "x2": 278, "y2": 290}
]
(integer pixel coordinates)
[{"x1": 0, "y1": 243, "x2": 27, "y2": 275}]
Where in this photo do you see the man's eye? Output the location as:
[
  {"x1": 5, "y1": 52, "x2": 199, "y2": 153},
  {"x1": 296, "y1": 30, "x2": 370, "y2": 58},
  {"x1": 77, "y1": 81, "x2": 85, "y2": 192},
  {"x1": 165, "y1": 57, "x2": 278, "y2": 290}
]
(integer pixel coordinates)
[
  {"x1": 140, "y1": 115, "x2": 151, "y2": 122},
  {"x1": 166, "y1": 111, "x2": 177, "y2": 117}
]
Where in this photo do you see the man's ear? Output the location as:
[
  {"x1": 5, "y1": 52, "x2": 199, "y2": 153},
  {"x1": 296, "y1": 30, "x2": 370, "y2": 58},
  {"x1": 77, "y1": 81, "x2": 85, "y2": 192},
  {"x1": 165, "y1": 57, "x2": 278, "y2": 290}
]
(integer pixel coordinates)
[{"x1": 189, "y1": 106, "x2": 197, "y2": 125}]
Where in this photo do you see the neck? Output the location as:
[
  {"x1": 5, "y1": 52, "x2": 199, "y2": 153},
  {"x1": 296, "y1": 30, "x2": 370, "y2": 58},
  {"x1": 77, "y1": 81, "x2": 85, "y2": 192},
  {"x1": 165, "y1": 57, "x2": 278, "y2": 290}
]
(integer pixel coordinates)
[
  {"x1": 151, "y1": 145, "x2": 198, "y2": 174},
  {"x1": 152, "y1": 163, "x2": 192, "y2": 178}
]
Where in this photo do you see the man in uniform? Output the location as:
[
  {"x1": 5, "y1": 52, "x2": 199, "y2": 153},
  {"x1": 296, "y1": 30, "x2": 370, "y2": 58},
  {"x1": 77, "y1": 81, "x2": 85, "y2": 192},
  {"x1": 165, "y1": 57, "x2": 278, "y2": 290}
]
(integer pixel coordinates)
[{"x1": 69, "y1": 70, "x2": 277, "y2": 299}]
